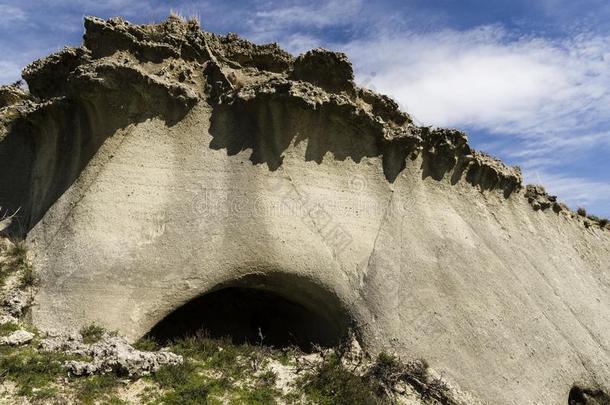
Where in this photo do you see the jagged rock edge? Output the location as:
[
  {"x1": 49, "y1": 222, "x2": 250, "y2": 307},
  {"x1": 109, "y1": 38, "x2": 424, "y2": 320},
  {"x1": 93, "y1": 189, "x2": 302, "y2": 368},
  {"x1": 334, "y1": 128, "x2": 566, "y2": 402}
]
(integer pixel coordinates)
[{"x1": 0, "y1": 15, "x2": 603, "y2": 227}]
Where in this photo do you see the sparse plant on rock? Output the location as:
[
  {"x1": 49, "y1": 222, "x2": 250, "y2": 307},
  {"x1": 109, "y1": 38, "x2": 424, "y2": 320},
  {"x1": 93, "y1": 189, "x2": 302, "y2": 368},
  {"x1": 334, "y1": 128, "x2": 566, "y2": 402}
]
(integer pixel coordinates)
[
  {"x1": 0, "y1": 239, "x2": 33, "y2": 288},
  {"x1": 80, "y1": 323, "x2": 106, "y2": 344}
]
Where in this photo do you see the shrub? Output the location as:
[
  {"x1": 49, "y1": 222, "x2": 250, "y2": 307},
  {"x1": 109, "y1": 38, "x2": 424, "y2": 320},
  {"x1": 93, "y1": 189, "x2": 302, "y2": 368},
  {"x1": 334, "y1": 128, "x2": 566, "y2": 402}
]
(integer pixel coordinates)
[
  {"x1": 80, "y1": 324, "x2": 106, "y2": 344},
  {"x1": 0, "y1": 322, "x2": 20, "y2": 336},
  {"x1": 160, "y1": 382, "x2": 209, "y2": 405},
  {"x1": 0, "y1": 346, "x2": 67, "y2": 399},
  {"x1": 75, "y1": 374, "x2": 123, "y2": 404},
  {"x1": 0, "y1": 240, "x2": 31, "y2": 287},
  {"x1": 598, "y1": 218, "x2": 609, "y2": 229},
  {"x1": 152, "y1": 362, "x2": 210, "y2": 405},
  {"x1": 577, "y1": 207, "x2": 587, "y2": 217},
  {"x1": 367, "y1": 353, "x2": 455, "y2": 404},
  {"x1": 133, "y1": 337, "x2": 160, "y2": 351},
  {"x1": 20, "y1": 264, "x2": 38, "y2": 287},
  {"x1": 297, "y1": 353, "x2": 383, "y2": 405}
]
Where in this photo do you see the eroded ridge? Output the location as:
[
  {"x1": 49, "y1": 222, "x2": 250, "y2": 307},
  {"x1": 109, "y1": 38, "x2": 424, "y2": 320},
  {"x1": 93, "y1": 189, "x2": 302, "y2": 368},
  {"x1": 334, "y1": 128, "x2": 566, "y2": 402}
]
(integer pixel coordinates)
[{"x1": 1, "y1": 14, "x2": 600, "y2": 234}]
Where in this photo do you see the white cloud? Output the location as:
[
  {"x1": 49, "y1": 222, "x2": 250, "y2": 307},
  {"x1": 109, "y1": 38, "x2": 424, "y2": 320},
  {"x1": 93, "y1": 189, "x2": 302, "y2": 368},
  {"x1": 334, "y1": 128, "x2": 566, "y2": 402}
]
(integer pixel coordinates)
[
  {"x1": 0, "y1": 61, "x2": 22, "y2": 84},
  {"x1": 255, "y1": 0, "x2": 362, "y2": 30},
  {"x1": 344, "y1": 27, "x2": 610, "y2": 138},
  {"x1": 329, "y1": 25, "x2": 610, "y2": 215}
]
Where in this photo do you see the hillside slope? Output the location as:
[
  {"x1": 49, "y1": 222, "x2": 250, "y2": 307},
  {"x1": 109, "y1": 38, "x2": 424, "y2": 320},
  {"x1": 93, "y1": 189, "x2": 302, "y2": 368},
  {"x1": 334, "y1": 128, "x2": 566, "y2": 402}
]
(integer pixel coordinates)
[{"x1": 0, "y1": 15, "x2": 609, "y2": 404}]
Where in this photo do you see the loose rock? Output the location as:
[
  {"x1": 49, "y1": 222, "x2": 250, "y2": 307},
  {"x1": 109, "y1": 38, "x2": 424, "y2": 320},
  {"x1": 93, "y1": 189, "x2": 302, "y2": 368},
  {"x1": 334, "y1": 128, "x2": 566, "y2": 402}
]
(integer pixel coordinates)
[{"x1": 0, "y1": 330, "x2": 34, "y2": 346}]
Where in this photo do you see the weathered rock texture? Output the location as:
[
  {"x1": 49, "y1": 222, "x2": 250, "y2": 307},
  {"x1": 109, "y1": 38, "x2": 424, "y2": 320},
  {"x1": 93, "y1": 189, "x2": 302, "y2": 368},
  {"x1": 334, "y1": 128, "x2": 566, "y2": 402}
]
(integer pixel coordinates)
[
  {"x1": 0, "y1": 330, "x2": 34, "y2": 346},
  {"x1": 0, "y1": 15, "x2": 609, "y2": 405},
  {"x1": 41, "y1": 332, "x2": 183, "y2": 377}
]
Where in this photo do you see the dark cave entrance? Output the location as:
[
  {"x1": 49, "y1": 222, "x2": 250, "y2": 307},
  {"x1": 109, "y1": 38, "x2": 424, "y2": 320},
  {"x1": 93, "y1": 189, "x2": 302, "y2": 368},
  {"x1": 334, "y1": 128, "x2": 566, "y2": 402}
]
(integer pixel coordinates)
[
  {"x1": 568, "y1": 385, "x2": 610, "y2": 405},
  {"x1": 147, "y1": 275, "x2": 352, "y2": 352},
  {"x1": 569, "y1": 386, "x2": 587, "y2": 405}
]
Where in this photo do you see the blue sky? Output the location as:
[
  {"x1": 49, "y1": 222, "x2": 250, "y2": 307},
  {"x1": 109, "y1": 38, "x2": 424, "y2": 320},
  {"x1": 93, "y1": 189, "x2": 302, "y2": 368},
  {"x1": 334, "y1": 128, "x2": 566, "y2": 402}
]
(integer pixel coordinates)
[{"x1": 1, "y1": 0, "x2": 609, "y2": 217}]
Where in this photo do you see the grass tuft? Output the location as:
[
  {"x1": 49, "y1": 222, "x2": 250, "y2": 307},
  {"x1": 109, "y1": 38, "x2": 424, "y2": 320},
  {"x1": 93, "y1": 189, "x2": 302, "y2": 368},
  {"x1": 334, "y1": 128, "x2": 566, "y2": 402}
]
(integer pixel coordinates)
[
  {"x1": 80, "y1": 324, "x2": 106, "y2": 344},
  {"x1": 75, "y1": 374, "x2": 125, "y2": 405},
  {"x1": 133, "y1": 336, "x2": 160, "y2": 351},
  {"x1": 152, "y1": 361, "x2": 209, "y2": 404},
  {"x1": 367, "y1": 353, "x2": 455, "y2": 404},
  {"x1": 0, "y1": 322, "x2": 20, "y2": 336},
  {"x1": 0, "y1": 240, "x2": 33, "y2": 287},
  {"x1": 297, "y1": 353, "x2": 383, "y2": 405},
  {"x1": 0, "y1": 346, "x2": 68, "y2": 399}
]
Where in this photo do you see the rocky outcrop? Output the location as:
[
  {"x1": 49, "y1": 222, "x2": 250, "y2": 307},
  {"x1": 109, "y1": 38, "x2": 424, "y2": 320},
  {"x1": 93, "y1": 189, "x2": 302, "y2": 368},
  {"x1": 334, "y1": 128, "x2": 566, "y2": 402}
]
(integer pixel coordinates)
[
  {"x1": 291, "y1": 48, "x2": 355, "y2": 94},
  {"x1": 0, "y1": 14, "x2": 532, "y2": 234},
  {"x1": 0, "y1": 85, "x2": 28, "y2": 109},
  {"x1": 0, "y1": 15, "x2": 608, "y2": 405},
  {"x1": 525, "y1": 184, "x2": 568, "y2": 213},
  {"x1": 22, "y1": 47, "x2": 91, "y2": 99},
  {"x1": 0, "y1": 329, "x2": 34, "y2": 346},
  {"x1": 41, "y1": 333, "x2": 183, "y2": 377}
]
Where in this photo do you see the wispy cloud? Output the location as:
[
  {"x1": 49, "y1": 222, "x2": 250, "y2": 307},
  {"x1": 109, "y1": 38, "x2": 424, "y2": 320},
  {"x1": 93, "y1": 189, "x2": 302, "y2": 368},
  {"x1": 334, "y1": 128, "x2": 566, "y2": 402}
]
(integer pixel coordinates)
[
  {"x1": 344, "y1": 27, "x2": 610, "y2": 137},
  {"x1": 0, "y1": 0, "x2": 607, "y2": 215},
  {"x1": 334, "y1": 25, "x2": 610, "y2": 215},
  {"x1": 0, "y1": 61, "x2": 22, "y2": 84},
  {"x1": 0, "y1": 4, "x2": 26, "y2": 25},
  {"x1": 254, "y1": 0, "x2": 363, "y2": 30}
]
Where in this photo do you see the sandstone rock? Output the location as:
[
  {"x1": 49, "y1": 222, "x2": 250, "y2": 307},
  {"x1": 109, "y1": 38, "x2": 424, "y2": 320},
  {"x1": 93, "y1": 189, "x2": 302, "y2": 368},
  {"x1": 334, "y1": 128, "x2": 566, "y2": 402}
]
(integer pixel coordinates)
[
  {"x1": 22, "y1": 47, "x2": 90, "y2": 99},
  {"x1": 3, "y1": 290, "x2": 30, "y2": 318},
  {"x1": 525, "y1": 184, "x2": 558, "y2": 211},
  {"x1": 291, "y1": 48, "x2": 355, "y2": 94},
  {"x1": 0, "y1": 85, "x2": 28, "y2": 109},
  {"x1": 0, "y1": 15, "x2": 608, "y2": 405},
  {"x1": 42, "y1": 333, "x2": 183, "y2": 377}
]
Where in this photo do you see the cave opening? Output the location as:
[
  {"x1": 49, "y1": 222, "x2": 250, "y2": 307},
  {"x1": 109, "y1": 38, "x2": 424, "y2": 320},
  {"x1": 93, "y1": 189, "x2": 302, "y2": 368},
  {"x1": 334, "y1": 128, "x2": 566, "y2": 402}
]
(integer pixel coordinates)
[
  {"x1": 569, "y1": 386, "x2": 587, "y2": 405},
  {"x1": 146, "y1": 275, "x2": 352, "y2": 352},
  {"x1": 568, "y1": 385, "x2": 610, "y2": 405}
]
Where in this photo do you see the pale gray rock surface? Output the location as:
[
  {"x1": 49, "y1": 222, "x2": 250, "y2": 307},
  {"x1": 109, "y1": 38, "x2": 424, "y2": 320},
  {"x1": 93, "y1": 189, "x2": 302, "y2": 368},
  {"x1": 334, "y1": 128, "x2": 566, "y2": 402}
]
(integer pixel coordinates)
[
  {"x1": 41, "y1": 333, "x2": 183, "y2": 377},
  {"x1": 0, "y1": 330, "x2": 34, "y2": 346},
  {"x1": 0, "y1": 15, "x2": 608, "y2": 404},
  {"x1": 3, "y1": 290, "x2": 30, "y2": 318}
]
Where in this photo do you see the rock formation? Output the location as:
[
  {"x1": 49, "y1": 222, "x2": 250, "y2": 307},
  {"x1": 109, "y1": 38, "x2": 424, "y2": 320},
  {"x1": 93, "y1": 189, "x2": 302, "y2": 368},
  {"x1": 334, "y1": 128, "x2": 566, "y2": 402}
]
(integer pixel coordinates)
[{"x1": 0, "y1": 15, "x2": 609, "y2": 404}]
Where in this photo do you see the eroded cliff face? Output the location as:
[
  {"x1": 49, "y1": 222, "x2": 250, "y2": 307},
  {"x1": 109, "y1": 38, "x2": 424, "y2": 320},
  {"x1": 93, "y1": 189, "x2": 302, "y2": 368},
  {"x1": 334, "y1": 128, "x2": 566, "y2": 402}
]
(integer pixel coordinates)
[{"x1": 0, "y1": 15, "x2": 609, "y2": 405}]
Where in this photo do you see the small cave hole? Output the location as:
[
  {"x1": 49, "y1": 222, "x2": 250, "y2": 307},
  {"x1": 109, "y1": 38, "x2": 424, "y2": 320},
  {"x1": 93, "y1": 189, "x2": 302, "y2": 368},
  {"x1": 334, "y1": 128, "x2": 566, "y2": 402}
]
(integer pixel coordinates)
[
  {"x1": 570, "y1": 386, "x2": 587, "y2": 405},
  {"x1": 146, "y1": 284, "x2": 351, "y2": 352},
  {"x1": 569, "y1": 385, "x2": 610, "y2": 405}
]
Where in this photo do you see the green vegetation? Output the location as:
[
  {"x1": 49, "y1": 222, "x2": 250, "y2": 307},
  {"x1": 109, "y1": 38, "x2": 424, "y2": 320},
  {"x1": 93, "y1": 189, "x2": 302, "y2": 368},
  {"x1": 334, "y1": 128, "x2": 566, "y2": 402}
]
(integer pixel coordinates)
[
  {"x1": 577, "y1": 207, "x2": 587, "y2": 217},
  {"x1": 0, "y1": 325, "x2": 454, "y2": 404},
  {"x1": 0, "y1": 335, "x2": 129, "y2": 403},
  {"x1": 133, "y1": 336, "x2": 160, "y2": 351},
  {"x1": 295, "y1": 351, "x2": 456, "y2": 405},
  {"x1": 0, "y1": 346, "x2": 68, "y2": 400},
  {"x1": 145, "y1": 332, "x2": 283, "y2": 404},
  {"x1": 0, "y1": 321, "x2": 19, "y2": 336},
  {"x1": 151, "y1": 362, "x2": 210, "y2": 404},
  {"x1": 367, "y1": 353, "x2": 455, "y2": 404},
  {"x1": 19, "y1": 264, "x2": 38, "y2": 287},
  {"x1": 587, "y1": 215, "x2": 609, "y2": 229},
  {"x1": 296, "y1": 352, "x2": 383, "y2": 405},
  {"x1": 0, "y1": 240, "x2": 32, "y2": 287},
  {"x1": 74, "y1": 374, "x2": 125, "y2": 405},
  {"x1": 80, "y1": 323, "x2": 107, "y2": 344}
]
